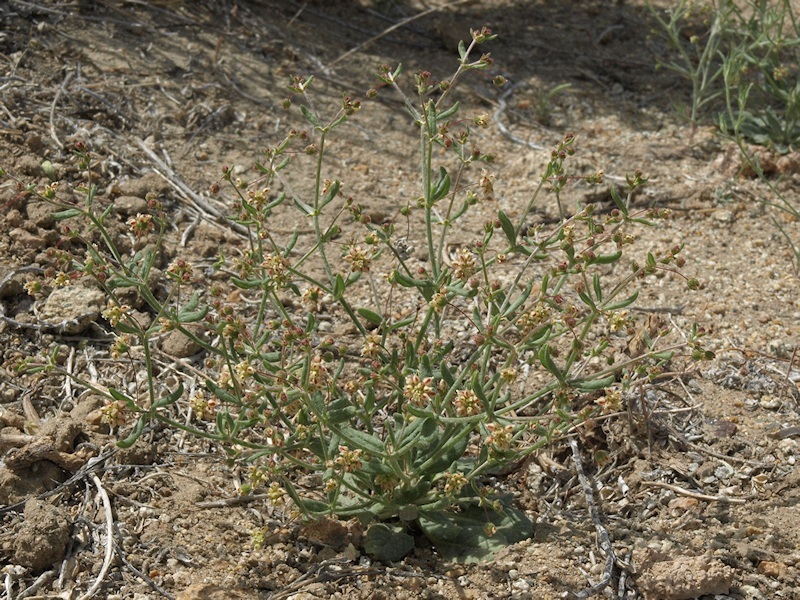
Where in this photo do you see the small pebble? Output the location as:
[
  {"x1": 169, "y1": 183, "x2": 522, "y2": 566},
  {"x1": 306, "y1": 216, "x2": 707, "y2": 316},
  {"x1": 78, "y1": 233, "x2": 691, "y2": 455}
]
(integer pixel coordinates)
[{"x1": 760, "y1": 395, "x2": 781, "y2": 409}]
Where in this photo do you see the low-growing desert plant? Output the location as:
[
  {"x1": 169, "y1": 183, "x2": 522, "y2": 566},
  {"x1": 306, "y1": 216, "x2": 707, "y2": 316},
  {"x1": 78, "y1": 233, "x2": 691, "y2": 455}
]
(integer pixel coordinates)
[
  {"x1": 648, "y1": 0, "x2": 731, "y2": 126},
  {"x1": 7, "y1": 30, "x2": 707, "y2": 562},
  {"x1": 650, "y1": 0, "x2": 800, "y2": 152}
]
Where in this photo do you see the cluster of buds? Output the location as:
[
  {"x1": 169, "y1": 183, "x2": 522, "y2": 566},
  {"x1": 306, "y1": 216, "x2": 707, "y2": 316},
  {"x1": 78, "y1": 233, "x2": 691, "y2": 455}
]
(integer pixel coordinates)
[
  {"x1": 100, "y1": 399, "x2": 127, "y2": 427},
  {"x1": 431, "y1": 287, "x2": 448, "y2": 314},
  {"x1": 343, "y1": 244, "x2": 372, "y2": 273},
  {"x1": 40, "y1": 182, "x2": 58, "y2": 199},
  {"x1": 595, "y1": 389, "x2": 622, "y2": 414},
  {"x1": 479, "y1": 170, "x2": 494, "y2": 201},
  {"x1": 261, "y1": 253, "x2": 290, "y2": 287},
  {"x1": 247, "y1": 187, "x2": 270, "y2": 211},
  {"x1": 167, "y1": 258, "x2": 194, "y2": 283},
  {"x1": 110, "y1": 334, "x2": 133, "y2": 359},
  {"x1": 266, "y1": 481, "x2": 286, "y2": 505},
  {"x1": 102, "y1": 301, "x2": 131, "y2": 327},
  {"x1": 127, "y1": 213, "x2": 154, "y2": 238},
  {"x1": 403, "y1": 373, "x2": 435, "y2": 407},
  {"x1": 190, "y1": 390, "x2": 217, "y2": 421},
  {"x1": 454, "y1": 389, "x2": 481, "y2": 417},
  {"x1": 342, "y1": 94, "x2": 361, "y2": 116},
  {"x1": 301, "y1": 286, "x2": 323, "y2": 309},
  {"x1": 23, "y1": 279, "x2": 42, "y2": 296},
  {"x1": 332, "y1": 446, "x2": 363, "y2": 473},
  {"x1": 307, "y1": 354, "x2": 329, "y2": 391},
  {"x1": 485, "y1": 422, "x2": 514, "y2": 452},
  {"x1": 607, "y1": 310, "x2": 632, "y2": 332},
  {"x1": 500, "y1": 366, "x2": 517, "y2": 384},
  {"x1": 443, "y1": 471, "x2": 468, "y2": 495},
  {"x1": 234, "y1": 359, "x2": 255, "y2": 382},
  {"x1": 51, "y1": 271, "x2": 70, "y2": 287},
  {"x1": 361, "y1": 332, "x2": 382, "y2": 359},
  {"x1": 451, "y1": 247, "x2": 476, "y2": 281},
  {"x1": 518, "y1": 303, "x2": 552, "y2": 335},
  {"x1": 375, "y1": 474, "x2": 400, "y2": 494}
]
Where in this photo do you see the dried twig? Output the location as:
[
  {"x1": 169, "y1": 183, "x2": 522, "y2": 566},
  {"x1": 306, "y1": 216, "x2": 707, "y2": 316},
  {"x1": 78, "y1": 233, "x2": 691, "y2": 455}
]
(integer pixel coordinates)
[
  {"x1": 569, "y1": 437, "x2": 616, "y2": 599},
  {"x1": 639, "y1": 480, "x2": 748, "y2": 504},
  {"x1": 111, "y1": 538, "x2": 175, "y2": 600},
  {"x1": 49, "y1": 71, "x2": 73, "y2": 150},
  {"x1": 76, "y1": 475, "x2": 115, "y2": 600},
  {"x1": 13, "y1": 569, "x2": 54, "y2": 600},
  {"x1": 493, "y1": 81, "x2": 546, "y2": 150},
  {"x1": 196, "y1": 493, "x2": 269, "y2": 509},
  {"x1": 134, "y1": 138, "x2": 249, "y2": 237}
]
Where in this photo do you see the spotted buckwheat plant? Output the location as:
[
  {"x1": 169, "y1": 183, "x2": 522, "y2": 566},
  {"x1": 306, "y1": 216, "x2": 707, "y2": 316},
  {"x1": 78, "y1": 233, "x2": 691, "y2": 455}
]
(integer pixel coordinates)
[{"x1": 5, "y1": 30, "x2": 710, "y2": 563}]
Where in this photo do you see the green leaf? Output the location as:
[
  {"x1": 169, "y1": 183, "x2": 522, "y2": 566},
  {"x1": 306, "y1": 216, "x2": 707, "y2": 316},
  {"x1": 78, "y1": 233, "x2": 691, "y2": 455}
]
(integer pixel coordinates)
[
  {"x1": 321, "y1": 180, "x2": 341, "y2": 207},
  {"x1": 321, "y1": 223, "x2": 340, "y2": 242},
  {"x1": 471, "y1": 373, "x2": 488, "y2": 406},
  {"x1": 216, "y1": 410, "x2": 236, "y2": 437},
  {"x1": 458, "y1": 40, "x2": 467, "y2": 60},
  {"x1": 334, "y1": 425, "x2": 385, "y2": 456},
  {"x1": 115, "y1": 321, "x2": 141, "y2": 335},
  {"x1": 288, "y1": 493, "x2": 330, "y2": 518},
  {"x1": 392, "y1": 270, "x2": 428, "y2": 288},
  {"x1": 440, "y1": 362, "x2": 455, "y2": 387},
  {"x1": 178, "y1": 292, "x2": 209, "y2": 322},
  {"x1": 416, "y1": 427, "x2": 469, "y2": 475},
  {"x1": 418, "y1": 497, "x2": 534, "y2": 563},
  {"x1": 604, "y1": 290, "x2": 639, "y2": 310},
  {"x1": 592, "y1": 274, "x2": 603, "y2": 303},
  {"x1": 538, "y1": 345, "x2": 566, "y2": 385},
  {"x1": 395, "y1": 417, "x2": 435, "y2": 455},
  {"x1": 357, "y1": 307, "x2": 383, "y2": 325},
  {"x1": 206, "y1": 379, "x2": 238, "y2": 404},
  {"x1": 420, "y1": 354, "x2": 433, "y2": 378},
  {"x1": 578, "y1": 291, "x2": 596, "y2": 311},
  {"x1": 588, "y1": 250, "x2": 623, "y2": 265},
  {"x1": 497, "y1": 210, "x2": 516, "y2": 247},
  {"x1": 437, "y1": 101, "x2": 460, "y2": 121},
  {"x1": 327, "y1": 397, "x2": 357, "y2": 424},
  {"x1": 404, "y1": 403, "x2": 438, "y2": 420},
  {"x1": 394, "y1": 480, "x2": 432, "y2": 504},
  {"x1": 108, "y1": 387, "x2": 136, "y2": 409},
  {"x1": 117, "y1": 415, "x2": 147, "y2": 449},
  {"x1": 293, "y1": 197, "x2": 315, "y2": 216},
  {"x1": 329, "y1": 112, "x2": 348, "y2": 130},
  {"x1": 390, "y1": 314, "x2": 416, "y2": 331},
  {"x1": 431, "y1": 167, "x2": 451, "y2": 202},
  {"x1": 503, "y1": 280, "x2": 533, "y2": 318},
  {"x1": 300, "y1": 105, "x2": 320, "y2": 128},
  {"x1": 609, "y1": 186, "x2": 628, "y2": 216},
  {"x1": 425, "y1": 100, "x2": 437, "y2": 138},
  {"x1": 364, "y1": 523, "x2": 415, "y2": 562},
  {"x1": 285, "y1": 227, "x2": 300, "y2": 253},
  {"x1": 41, "y1": 160, "x2": 56, "y2": 180},
  {"x1": 333, "y1": 274, "x2": 345, "y2": 299},
  {"x1": 568, "y1": 374, "x2": 616, "y2": 392},
  {"x1": 152, "y1": 381, "x2": 184, "y2": 409},
  {"x1": 231, "y1": 277, "x2": 264, "y2": 290},
  {"x1": 52, "y1": 208, "x2": 84, "y2": 220}
]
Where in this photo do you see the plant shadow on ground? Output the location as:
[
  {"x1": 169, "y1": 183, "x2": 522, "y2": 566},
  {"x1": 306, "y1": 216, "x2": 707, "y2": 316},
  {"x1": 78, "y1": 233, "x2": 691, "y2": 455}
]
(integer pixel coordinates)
[{"x1": 0, "y1": 1, "x2": 800, "y2": 599}]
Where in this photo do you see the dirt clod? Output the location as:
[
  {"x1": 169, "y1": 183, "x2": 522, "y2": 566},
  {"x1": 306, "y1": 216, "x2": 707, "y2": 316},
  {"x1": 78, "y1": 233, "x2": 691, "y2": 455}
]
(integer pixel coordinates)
[
  {"x1": 635, "y1": 554, "x2": 736, "y2": 600},
  {"x1": 13, "y1": 498, "x2": 71, "y2": 571}
]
